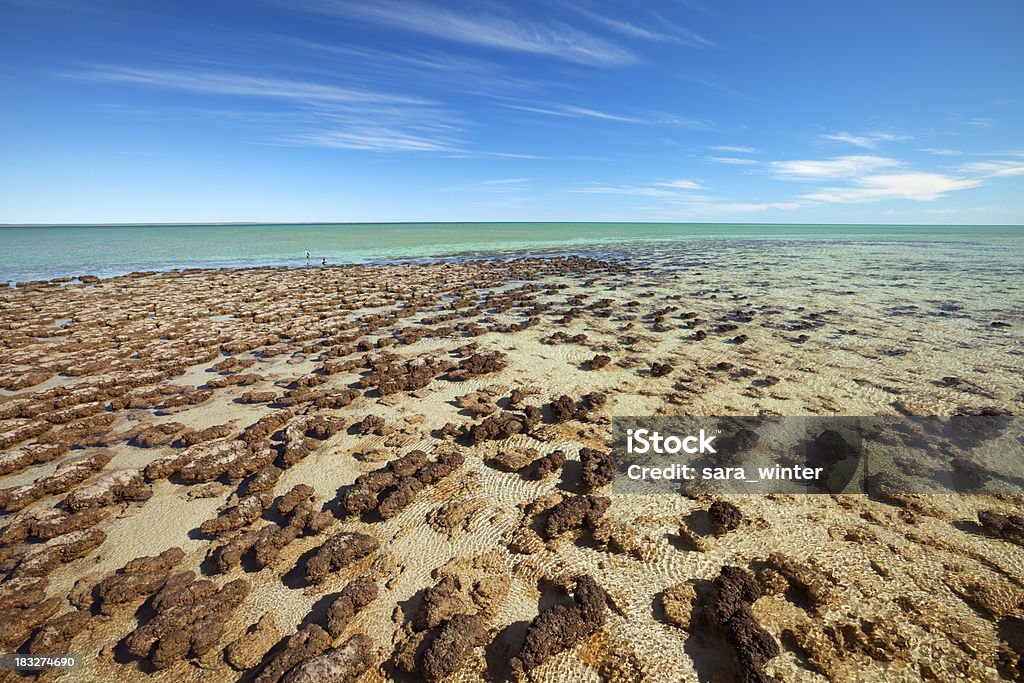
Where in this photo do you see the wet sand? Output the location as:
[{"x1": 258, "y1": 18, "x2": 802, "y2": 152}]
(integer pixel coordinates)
[{"x1": 0, "y1": 254, "x2": 1022, "y2": 682}]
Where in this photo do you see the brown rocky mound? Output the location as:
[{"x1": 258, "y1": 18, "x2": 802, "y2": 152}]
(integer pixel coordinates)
[
  {"x1": 281, "y1": 633, "x2": 374, "y2": 683},
  {"x1": 123, "y1": 573, "x2": 250, "y2": 670},
  {"x1": 544, "y1": 495, "x2": 611, "y2": 539},
  {"x1": 710, "y1": 566, "x2": 779, "y2": 683},
  {"x1": 305, "y1": 531, "x2": 379, "y2": 584},
  {"x1": 512, "y1": 574, "x2": 607, "y2": 675},
  {"x1": 579, "y1": 447, "x2": 614, "y2": 492}
]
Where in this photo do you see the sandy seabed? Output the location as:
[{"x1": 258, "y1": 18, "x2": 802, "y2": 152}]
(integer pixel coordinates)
[{"x1": 0, "y1": 255, "x2": 1022, "y2": 683}]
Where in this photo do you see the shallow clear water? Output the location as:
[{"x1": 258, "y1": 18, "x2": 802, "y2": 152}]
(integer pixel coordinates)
[{"x1": 0, "y1": 222, "x2": 1021, "y2": 283}]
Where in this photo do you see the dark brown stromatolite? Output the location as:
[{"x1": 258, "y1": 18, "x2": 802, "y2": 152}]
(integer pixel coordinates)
[{"x1": 512, "y1": 575, "x2": 607, "y2": 675}]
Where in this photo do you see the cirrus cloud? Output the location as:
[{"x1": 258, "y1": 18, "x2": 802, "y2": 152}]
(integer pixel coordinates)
[
  {"x1": 822, "y1": 131, "x2": 908, "y2": 149},
  {"x1": 770, "y1": 154, "x2": 901, "y2": 180},
  {"x1": 800, "y1": 172, "x2": 982, "y2": 203},
  {"x1": 278, "y1": 0, "x2": 638, "y2": 65},
  {"x1": 960, "y1": 160, "x2": 1024, "y2": 177}
]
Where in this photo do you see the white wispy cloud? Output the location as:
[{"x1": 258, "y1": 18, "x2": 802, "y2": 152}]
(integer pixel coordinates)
[
  {"x1": 477, "y1": 180, "x2": 532, "y2": 197},
  {"x1": 71, "y1": 66, "x2": 431, "y2": 105},
  {"x1": 438, "y1": 177, "x2": 534, "y2": 193},
  {"x1": 261, "y1": 33, "x2": 545, "y2": 96},
  {"x1": 822, "y1": 131, "x2": 908, "y2": 149},
  {"x1": 571, "y1": 185, "x2": 691, "y2": 199},
  {"x1": 708, "y1": 201, "x2": 802, "y2": 212},
  {"x1": 708, "y1": 145, "x2": 757, "y2": 154},
  {"x1": 570, "y1": 171, "x2": 807, "y2": 216},
  {"x1": 279, "y1": 0, "x2": 637, "y2": 65},
  {"x1": 674, "y1": 70, "x2": 749, "y2": 99},
  {"x1": 948, "y1": 113, "x2": 996, "y2": 128},
  {"x1": 770, "y1": 154, "x2": 901, "y2": 180},
  {"x1": 654, "y1": 114, "x2": 717, "y2": 130},
  {"x1": 297, "y1": 103, "x2": 466, "y2": 152},
  {"x1": 656, "y1": 179, "x2": 704, "y2": 189},
  {"x1": 68, "y1": 64, "x2": 473, "y2": 155},
  {"x1": 503, "y1": 103, "x2": 642, "y2": 123},
  {"x1": 566, "y1": 4, "x2": 675, "y2": 42},
  {"x1": 649, "y1": 12, "x2": 717, "y2": 47},
  {"x1": 480, "y1": 177, "x2": 531, "y2": 185},
  {"x1": 961, "y1": 160, "x2": 1024, "y2": 177},
  {"x1": 800, "y1": 172, "x2": 981, "y2": 203},
  {"x1": 575, "y1": 147, "x2": 1018, "y2": 215},
  {"x1": 503, "y1": 102, "x2": 713, "y2": 129},
  {"x1": 765, "y1": 151, "x2": 1022, "y2": 205},
  {"x1": 563, "y1": 3, "x2": 715, "y2": 48},
  {"x1": 286, "y1": 127, "x2": 456, "y2": 152},
  {"x1": 655, "y1": 200, "x2": 805, "y2": 214},
  {"x1": 571, "y1": 178, "x2": 705, "y2": 198},
  {"x1": 962, "y1": 117, "x2": 995, "y2": 127},
  {"x1": 468, "y1": 151, "x2": 549, "y2": 160},
  {"x1": 706, "y1": 156, "x2": 758, "y2": 165},
  {"x1": 672, "y1": 0, "x2": 710, "y2": 12},
  {"x1": 916, "y1": 147, "x2": 961, "y2": 156}
]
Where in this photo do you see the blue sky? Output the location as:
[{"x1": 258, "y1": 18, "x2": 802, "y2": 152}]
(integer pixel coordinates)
[{"x1": 1, "y1": 0, "x2": 1022, "y2": 224}]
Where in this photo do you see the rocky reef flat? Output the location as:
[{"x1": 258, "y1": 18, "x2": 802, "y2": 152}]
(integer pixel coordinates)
[{"x1": 0, "y1": 254, "x2": 1022, "y2": 682}]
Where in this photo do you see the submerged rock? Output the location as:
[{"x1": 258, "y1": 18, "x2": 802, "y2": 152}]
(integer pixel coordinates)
[
  {"x1": 512, "y1": 575, "x2": 607, "y2": 675},
  {"x1": 544, "y1": 495, "x2": 611, "y2": 539},
  {"x1": 281, "y1": 633, "x2": 374, "y2": 683},
  {"x1": 708, "y1": 500, "x2": 743, "y2": 536},
  {"x1": 305, "y1": 531, "x2": 379, "y2": 584},
  {"x1": 225, "y1": 613, "x2": 280, "y2": 671},
  {"x1": 579, "y1": 447, "x2": 614, "y2": 492},
  {"x1": 710, "y1": 566, "x2": 779, "y2": 683}
]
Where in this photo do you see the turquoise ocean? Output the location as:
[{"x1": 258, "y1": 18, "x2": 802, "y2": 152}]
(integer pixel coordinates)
[{"x1": 0, "y1": 222, "x2": 1021, "y2": 283}]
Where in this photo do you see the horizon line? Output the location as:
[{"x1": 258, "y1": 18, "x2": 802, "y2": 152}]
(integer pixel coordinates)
[{"x1": 2, "y1": 221, "x2": 1023, "y2": 228}]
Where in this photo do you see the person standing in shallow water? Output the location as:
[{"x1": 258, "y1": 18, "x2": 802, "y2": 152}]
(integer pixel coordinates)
[
  {"x1": 321, "y1": 257, "x2": 327, "y2": 268},
  {"x1": 305, "y1": 251, "x2": 310, "y2": 266}
]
